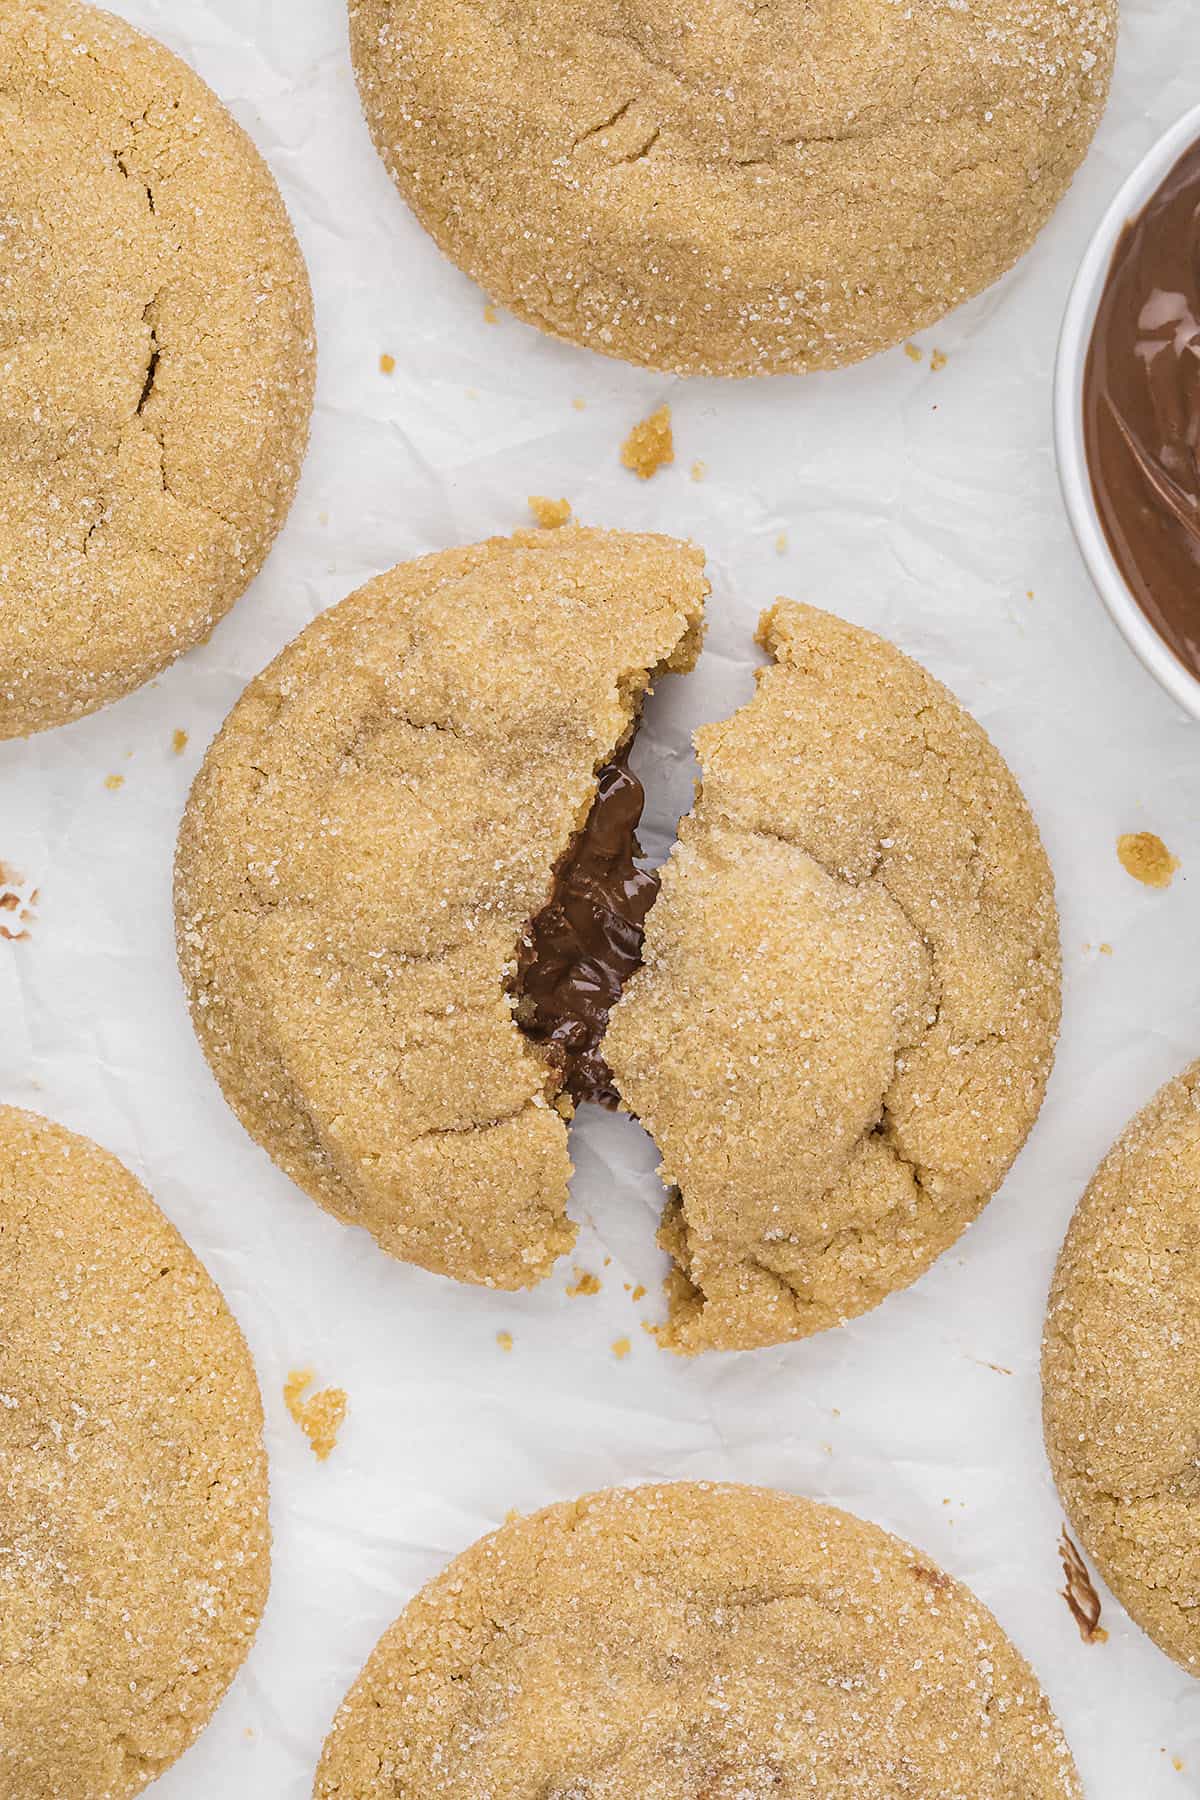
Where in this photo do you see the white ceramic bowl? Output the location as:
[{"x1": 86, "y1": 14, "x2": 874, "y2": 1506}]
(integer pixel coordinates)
[{"x1": 1055, "y1": 101, "x2": 1200, "y2": 720}]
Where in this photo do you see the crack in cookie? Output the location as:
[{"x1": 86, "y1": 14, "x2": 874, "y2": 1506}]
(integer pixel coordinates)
[{"x1": 604, "y1": 601, "x2": 1060, "y2": 1352}]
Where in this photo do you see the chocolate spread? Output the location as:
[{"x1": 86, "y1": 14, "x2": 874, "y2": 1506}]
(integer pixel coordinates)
[
  {"x1": 1084, "y1": 139, "x2": 1200, "y2": 676},
  {"x1": 514, "y1": 744, "x2": 657, "y2": 1108}
]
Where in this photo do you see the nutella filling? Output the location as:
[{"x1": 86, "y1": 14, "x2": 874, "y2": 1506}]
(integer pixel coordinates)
[
  {"x1": 1084, "y1": 138, "x2": 1200, "y2": 676},
  {"x1": 514, "y1": 742, "x2": 657, "y2": 1109}
]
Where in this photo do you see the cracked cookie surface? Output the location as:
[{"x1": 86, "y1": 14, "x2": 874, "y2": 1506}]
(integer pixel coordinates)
[
  {"x1": 314, "y1": 1480, "x2": 1080, "y2": 1798},
  {"x1": 604, "y1": 602, "x2": 1060, "y2": 1352},
  {"x1": 176, "y1": 528, "x2": 706, "y2": 1287},
  {"x1": 0, "y1": 0, "x2": 315, "y2": 736},
  {"x1": 1043, "y1": 1065, "x2": 1200, "y2": 1675},
  {"x1": 348, "y1": 0, "x2": 1115, "y2": 376},
  {"x1": 0, "y1": 1106, "x2": 269, "y2": 1799}
]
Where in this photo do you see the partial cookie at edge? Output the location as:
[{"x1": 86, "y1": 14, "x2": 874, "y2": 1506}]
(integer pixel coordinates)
[
  {"x1": 175, "y1": 528, "x2": 706, "y2": 1289},
  {"x1": 0, "y1": 0, "x2": 315, "y2": 736},
  {"x1": 1043, "y1": 1064, "x2": 1200, "y2": 1675},
  {"x1": 0, "y1": 1106, "x2": 269, "y2": 1799},
  {"x1": 605, "y1": 600, "x2": 1060, "y2": 1353},
  {"x1": 314, "y1": 1480, "x2": 1080, "y2": 1798},
  {"x1": 348, "y1": 0, "x2": 1115, "y2": 376}
]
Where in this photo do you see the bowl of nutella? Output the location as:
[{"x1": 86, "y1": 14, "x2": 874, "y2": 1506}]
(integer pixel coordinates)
[{"x1": 1056, "y1": 102, "x2": 1200, "y2": 717}]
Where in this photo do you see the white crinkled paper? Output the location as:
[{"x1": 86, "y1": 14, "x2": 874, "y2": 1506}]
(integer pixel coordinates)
[{"x1": 3, "y1": 1, "x2": 1200, "y2": 1793}]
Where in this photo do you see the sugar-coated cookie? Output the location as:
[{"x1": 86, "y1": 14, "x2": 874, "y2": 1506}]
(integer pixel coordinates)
[
  {"x1": 176, "y1": 529, "x2": 706, "y2": 1286},
  {"x1": 605, "y1": 602, "x2": 1060, "y2": 1352},
  {"x1": 349, "y1": 0, "x2": 1115, "y2": 376},
  {"x1": 1043, "y1": 1064, "x2": 1200, "y2": 1674},
  {"x1": 0, "y1": 1107, "x2": 269, "y2": 1797},
  {"x1": 0, "y1": 0, "x2": 315, "y2": 736},
  {"x1": 314, "y1": 1481, "x2": 1080, "y2": 1797}
]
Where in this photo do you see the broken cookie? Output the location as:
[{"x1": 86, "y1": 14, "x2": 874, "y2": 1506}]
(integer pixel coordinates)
[
  {"x1": 176, "y1": 528, "x2": 706, "y2": 1287},
  {"x1": 604, "y1": 601, "x2": 1061, "y2": 1352}
]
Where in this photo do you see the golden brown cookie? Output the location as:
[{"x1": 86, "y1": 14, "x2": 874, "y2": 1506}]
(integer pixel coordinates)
[
  {"x1": 347, "y1": 0, "x2": 1115, "y2": 377},
  {"x1": 604, "y1": 602, "x2": 1060, "y2": 1352},
  {"x1": 0, "y1": 0, "x2": 315, "y2": 737},
  {"x1": 0, "y1": 1106, "x2": 269, "y2": 1798},
  {"x1": 314, "y1": 1480, "x2": 1080, "y2": 1798},
  {"x1": 175, "y1": 528, "x2": 706, "y2": 1286},
  {"x1": 1043, "y1": 1064, "x2": 1200, "y2": 1675}
]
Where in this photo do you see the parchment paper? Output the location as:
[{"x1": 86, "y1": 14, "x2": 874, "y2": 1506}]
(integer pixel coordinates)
[{"x1": 2, "y1": 2, "x2": 1200, "y2": 1792}]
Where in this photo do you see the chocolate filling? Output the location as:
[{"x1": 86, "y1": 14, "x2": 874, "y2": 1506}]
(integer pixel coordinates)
[
  {"x1": 1058, "y1": 1528, "x2": 1106, "y2": 1645},
  {"x1": 514, "y1": 742, "x2": 657, "y2": 1108},
  {"x1": 1083, "y1": 138, "x2": 1200, "y2": 677}
]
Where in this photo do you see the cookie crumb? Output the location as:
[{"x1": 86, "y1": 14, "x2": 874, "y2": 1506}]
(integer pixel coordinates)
[
  {"x1": 483, "y1": 302, "x2": 498, "y2": 324},
  {"x1": 172, "y1": 728, "x2": 188, "y2": 755},
  {"x1": 284, "y1": 1368, "x2": 347, "y2": 1462},
  {"x1": 104, "y1": 774, "x2": 124, "y2": 791},
  {"x1": 690, "y1": 459, "x2": 706, "y2": 482},
  {"x1": 1117, "y1": 831, "x2": 1179, "y2": 889},
  {"x1": 528, "y1": 495, "x2": 572, "y2": 529},
  {"x1": 496, "y1": 1330, "x2": 513, "y2": 1352},
  {"x1": 904, "y1": 342, "x2": 924, "y2": 363},
  {"x1": 379, "y1": 353, "x2": 396, "y2": 374},
  {"x1": 1099, "y1": 941, "x2": 1113, "y2": 955},
  {"x1": 775, "y1": 532, "x2": 788, "y2": 555},
  {"x1": 0, "y1": 863, "x2": 36, "y2": 942},
  {"x1": 611, "y1": 1336, "x2": 631, "y2": 1359},
  {"x1": 567, "y1": 1268, "x2": 601, "y2": 1298},
  {"x1": 621, "y1": 405, "x2": 674, "y2": 480},
  {"x1": 1058, "y1": 1529, "x2": 1108, "y2": 1643},
  {"x1": 931, "y1": 349, "x2": 948, "y2": 372},
  {"x1": 631, "y1": 1283, "x2": 646, "y2": 1302},
  {"x1": 572, "y1": 396, "x2": 587, "y2": 411}
]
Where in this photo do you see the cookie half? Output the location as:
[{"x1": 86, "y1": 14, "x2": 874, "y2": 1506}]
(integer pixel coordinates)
[
  {"x1": 0, "y1": 1107, "x2": 269, "y2": 1797},
  {"x1": 314, "y1": 1480, "x2": 1080, "y2": 1797},
  {"x1": 1043, "y1": 1065, "x2": 1200, "y2": 1674},
  {"x1": 0, "y1": 0, "x2": 315, "y2": 737},
  {"x1": 348, "y1": 0, "x2": 1115, "y2": 376},
  {"x1": 176, "y1": 528, "x2": 707, "y2": 1287},
  {"x1": 604, "y1": 602, "x2": 1060, "y2": 1352}
]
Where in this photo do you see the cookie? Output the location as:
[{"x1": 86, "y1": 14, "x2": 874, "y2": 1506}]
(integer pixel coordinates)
[
  {"x1": 604, "y1": 602, "x2": 1060, "y2": 1353},
  {"x1": 0, "y1": 1106, "x2": 269, "y2": 1797},
  {"x1": 1043, "y1": 1065, "x2": 1200, "y2": 1674},
  {"x1": 0, "y1": 0, "x2": 315, "y2": 737},
  {"x1": 314, "y1": 1480, "x2": 1080, "y2": 1797},
  {"x1": 348, "y1": 0, "x2": 1115, "y2": 377},
  {"x1": 175, "y1": 528, "x2": 706, "y2": 1286}
]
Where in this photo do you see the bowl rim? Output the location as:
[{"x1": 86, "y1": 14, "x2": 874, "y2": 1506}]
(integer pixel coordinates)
[{"x1": 1054, "y1": 99, "x2": 1200, "y2": 721}]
